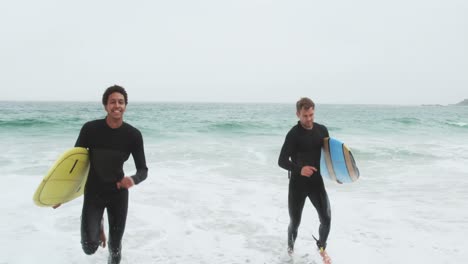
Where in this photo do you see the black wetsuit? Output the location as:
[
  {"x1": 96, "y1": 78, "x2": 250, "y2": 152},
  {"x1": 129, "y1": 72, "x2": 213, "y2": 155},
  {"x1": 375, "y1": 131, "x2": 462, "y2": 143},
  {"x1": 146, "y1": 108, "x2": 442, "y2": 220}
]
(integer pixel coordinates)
[
  {"x1": 278, "y1": 121, "x2": 331, "y2": 250},
  {"x1": 75, "y1": 119, "x2": 148, "y2": 262}
]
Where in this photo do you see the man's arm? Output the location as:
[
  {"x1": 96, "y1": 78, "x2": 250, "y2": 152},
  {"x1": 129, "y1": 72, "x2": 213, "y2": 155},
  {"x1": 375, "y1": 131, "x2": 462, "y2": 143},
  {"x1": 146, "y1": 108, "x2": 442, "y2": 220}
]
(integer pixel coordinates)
[
  {"x1": 323, "y1": 125, "x2": 330, "y2": 138},
  {"x1": 74, "y1": 122, "x2": 89, "y2": 148},
  {"x1": 278, "y1": 130, "x2": 301, "y2": 175},
  {"x1": 130, "y1": 130, "x2": 148, "y2": 185}
]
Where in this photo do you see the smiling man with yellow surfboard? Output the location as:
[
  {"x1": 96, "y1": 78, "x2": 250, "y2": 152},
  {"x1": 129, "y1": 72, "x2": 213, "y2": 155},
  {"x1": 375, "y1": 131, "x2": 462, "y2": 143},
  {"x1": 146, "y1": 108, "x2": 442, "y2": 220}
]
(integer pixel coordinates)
[{"x1": 34, "y1": 85, "x2": 149, "y2": 264}]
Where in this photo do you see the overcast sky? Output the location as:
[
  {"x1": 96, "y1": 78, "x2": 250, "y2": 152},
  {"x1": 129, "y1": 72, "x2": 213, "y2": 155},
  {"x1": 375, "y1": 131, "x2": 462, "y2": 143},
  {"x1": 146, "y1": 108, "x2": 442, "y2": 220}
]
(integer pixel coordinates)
[{"x1": 1, "y1": 0, "x2": 467, "y2": 104}]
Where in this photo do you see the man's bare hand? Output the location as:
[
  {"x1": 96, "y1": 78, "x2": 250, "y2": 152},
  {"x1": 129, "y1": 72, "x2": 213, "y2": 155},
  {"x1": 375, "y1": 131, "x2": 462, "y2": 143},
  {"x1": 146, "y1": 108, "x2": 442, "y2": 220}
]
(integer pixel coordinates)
[
  {"x1": 300, "y1": 166, "x2": 317, "y2": 177},
  {"x1": 116, "y1": 176, "x2": 135, "y2": 189}
]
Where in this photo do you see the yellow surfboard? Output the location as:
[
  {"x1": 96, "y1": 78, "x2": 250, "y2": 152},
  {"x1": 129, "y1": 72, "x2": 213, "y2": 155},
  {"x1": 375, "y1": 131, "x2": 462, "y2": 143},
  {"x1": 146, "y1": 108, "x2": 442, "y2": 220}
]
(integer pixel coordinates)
[{"x1": 33, "y1": 147, "x2": 90, "y2": 207}]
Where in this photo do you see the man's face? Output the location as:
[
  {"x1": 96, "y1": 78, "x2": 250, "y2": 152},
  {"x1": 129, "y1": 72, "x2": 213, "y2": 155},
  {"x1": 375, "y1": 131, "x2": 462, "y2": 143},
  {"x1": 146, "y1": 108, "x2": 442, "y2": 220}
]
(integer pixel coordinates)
[
  {"x1": 105, "y1": 92, "x2": 126, "y2": 120},
  {"x1": 297, "y1": 107, "x2": 314, "y2": 129}
]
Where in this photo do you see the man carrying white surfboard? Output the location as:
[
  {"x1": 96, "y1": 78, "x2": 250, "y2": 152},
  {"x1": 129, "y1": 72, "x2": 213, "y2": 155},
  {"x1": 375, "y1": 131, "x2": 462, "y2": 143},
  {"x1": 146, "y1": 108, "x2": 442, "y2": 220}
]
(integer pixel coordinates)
[
  {"x1": 58, "y1": 85, "x2": 148, "y2": 264},
  {"x1": 278, "y1": 97, "x2": 332, "y2": 264}
]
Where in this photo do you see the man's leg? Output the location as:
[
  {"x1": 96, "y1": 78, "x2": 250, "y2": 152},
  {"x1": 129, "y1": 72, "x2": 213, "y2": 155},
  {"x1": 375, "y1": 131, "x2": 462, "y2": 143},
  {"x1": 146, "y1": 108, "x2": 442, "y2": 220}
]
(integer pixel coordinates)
[
  {"x1": 309, "y1": 189, "x2": 331, "y2": 249},
  {"x1": 106, "y1": 189, "x2": 128, "y2": 264},
  {"x1": 288, "y1": 180, "x2": 307, "y2": 253},
  {"x1": 81, "y1": 193, "x2": 106, "y2": 255}
]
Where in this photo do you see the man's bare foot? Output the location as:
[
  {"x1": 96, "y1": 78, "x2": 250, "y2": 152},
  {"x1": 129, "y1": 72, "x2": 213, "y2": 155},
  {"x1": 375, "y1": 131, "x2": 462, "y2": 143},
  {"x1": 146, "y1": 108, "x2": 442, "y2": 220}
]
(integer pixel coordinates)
[
  {"x1": 319, "y1": 248, "x2": 332, "y2": 264},
  {"x1": 99, "y1": 219, "x2": 106, "y2": 248}
]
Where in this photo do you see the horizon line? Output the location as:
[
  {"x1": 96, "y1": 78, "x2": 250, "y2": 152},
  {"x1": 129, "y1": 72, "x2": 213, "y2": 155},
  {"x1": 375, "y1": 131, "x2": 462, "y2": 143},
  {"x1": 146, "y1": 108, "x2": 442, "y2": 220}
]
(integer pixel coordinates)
[{"x1": 0, "y1": 99, "x2": 464, "y2": 107}]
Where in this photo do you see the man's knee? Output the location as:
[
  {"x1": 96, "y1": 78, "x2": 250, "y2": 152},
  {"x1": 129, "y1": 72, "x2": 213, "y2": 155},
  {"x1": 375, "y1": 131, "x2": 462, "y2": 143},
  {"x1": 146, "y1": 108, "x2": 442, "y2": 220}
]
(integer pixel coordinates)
[{"x1": 82, "y1": 241, "x2": 99, "y2": 255}]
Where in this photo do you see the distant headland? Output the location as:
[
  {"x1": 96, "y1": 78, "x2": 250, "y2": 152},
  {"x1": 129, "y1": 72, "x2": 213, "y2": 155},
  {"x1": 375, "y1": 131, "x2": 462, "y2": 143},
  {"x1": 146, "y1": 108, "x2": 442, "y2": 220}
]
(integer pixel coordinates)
[
  {"x1": 422, "y1": 99, "x2": 468, "y2": 107},
  {"x1": 455, "y1": 99, "x2": 468, "y2": 106}
]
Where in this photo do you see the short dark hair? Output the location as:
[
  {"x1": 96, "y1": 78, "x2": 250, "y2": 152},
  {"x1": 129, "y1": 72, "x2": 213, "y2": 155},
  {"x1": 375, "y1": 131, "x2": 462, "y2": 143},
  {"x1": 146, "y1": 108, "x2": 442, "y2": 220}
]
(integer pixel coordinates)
[
  {"x1": 102, "y1": 85, "x2": 128, "y2": 105},
  {"x1": 296, "y1": 97, "x2": 315, "y2": 112}
]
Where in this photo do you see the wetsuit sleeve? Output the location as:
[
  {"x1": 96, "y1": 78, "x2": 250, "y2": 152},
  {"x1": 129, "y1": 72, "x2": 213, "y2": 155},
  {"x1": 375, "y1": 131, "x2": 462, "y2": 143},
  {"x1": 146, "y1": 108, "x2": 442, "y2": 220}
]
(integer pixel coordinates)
[
  {"x1": 278, "y1": 129, "x2": 302, "y2": 175},
  {"x1": 130, "y1": 130, "x2": 148, "y2": 185},
  {"x1": 323, "y1": 125, "x2": 329, "y2": 138},
  {"x1": 74, "y1": 123, "x2": 88, "y2": 148}
]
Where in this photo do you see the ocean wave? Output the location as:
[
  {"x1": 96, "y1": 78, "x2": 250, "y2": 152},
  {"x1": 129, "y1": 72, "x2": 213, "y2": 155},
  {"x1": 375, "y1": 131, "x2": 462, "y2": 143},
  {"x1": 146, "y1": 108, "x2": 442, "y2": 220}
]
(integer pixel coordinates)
[
  {"x1": 445, "y1": 121, "x2": 468, "y2": 128},
  {"x1": 0, "y1": 119, "x2": 57, "y2": 127},
  {"x1": 198, "y1": 121, "x2": 279, "y2": 134},
  {"x1": 327, "y1": 126, "x2": 343, "y2": 132},
  {"x1": 386, "y1": 117, "x2": 421, "y2": 125},
  {"x1": 353, "y1": 147, "x2": 439, "y2": 161},
  {"x1": 0, "y1": 117, "x2": 83, "y2": 132}
]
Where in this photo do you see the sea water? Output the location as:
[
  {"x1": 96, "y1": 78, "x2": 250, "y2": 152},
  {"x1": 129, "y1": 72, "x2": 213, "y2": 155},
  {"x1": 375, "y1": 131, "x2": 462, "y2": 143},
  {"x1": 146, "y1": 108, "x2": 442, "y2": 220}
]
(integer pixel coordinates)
[{"x1": 0, "y1": 101, "x2": 467, "y2": 263}]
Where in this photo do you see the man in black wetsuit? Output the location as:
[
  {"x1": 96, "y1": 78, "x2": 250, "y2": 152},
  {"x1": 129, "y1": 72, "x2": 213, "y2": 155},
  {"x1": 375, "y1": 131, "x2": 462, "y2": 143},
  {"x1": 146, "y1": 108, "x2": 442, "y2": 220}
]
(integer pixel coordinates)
[
  {"x1": 75, "y1": 85, "x2": 148, "y2": 264},
  {"x1": 278, "y1": 97, "x2": 331, "y2": 260}
]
